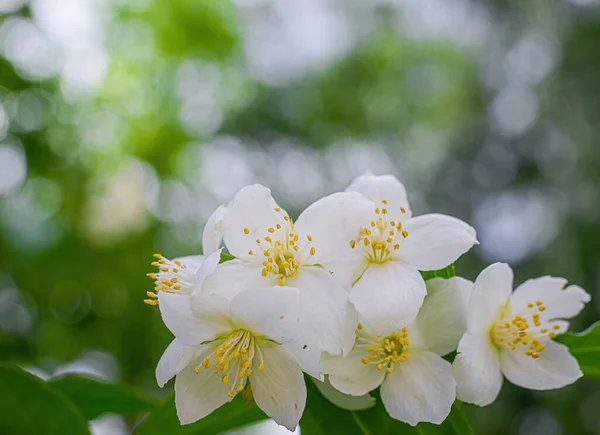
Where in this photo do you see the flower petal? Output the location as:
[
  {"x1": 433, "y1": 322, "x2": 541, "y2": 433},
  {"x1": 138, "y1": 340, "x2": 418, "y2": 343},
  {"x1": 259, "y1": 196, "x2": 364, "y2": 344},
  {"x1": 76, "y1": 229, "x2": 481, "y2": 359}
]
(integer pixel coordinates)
[
  {"x1": 174, "y1": 346, "x2": 232, "y2": 425},
  {"x1": 294, "y1": 191, "x2": 374, "y2": 264},
  {"x1": 400, "y1": 213, "x2": 477, "y2": 271},
  {"x1": 499, "y1": 340, "x2": 582, "y2": 390},
  {"x1": 185, "y1": 293, "x2": 235, "y2": 342},
  {"x1": 321, "y1": 349, "x2": 386, "y2": 396},
  {"x1": 345, "y1": 172, "x2": 412, "y2": 220},
  {"x1": 380, "y1": 349, "x2": 455, "y2": 426},
  {"x1": 157, "y1": 292, "x2": 212, "y2": 346},
  {"x1": 190, "y1": 249, "x2": 222, "y2": 294},
  {"x1": 230, "y1": 287, "x2": 300, "y2": 343},
  {"x1": 510, "y1": 276, "x2": 591, "y2": 320},
  {"x1": 174, "y1": 255, "x2": 204, "y2": 272},
  {"x1": 288, "y1": 266, "x2": 358, "y2": 355},
  {"x1": 202, "y1": 205, "x2": 226, "y2": 255},
  {"x1": 452, "y1": 332, "x2": 503, "y2": 406},
  {"x1": 283, "y1": 340, "x2": 324, "y2": 380},
  {"x1": 192, "y1": 260, "x2": 270, "y2": 305},
  {"x1": 467, "y1": 262, "x2": 513, "y2": 334},
  {"x1": 156, "y1": 339, "x2": 200, "y2": 388},
  {"x1": 408, "y1": 277, "x2": 473, "y2": 356},
  {"x1": 251, "y1": 342, "x2": 306, "y2": 432},
  {"x1": 349, "y1": 261, "x2": 426, "y2": 336},
  {"x1": 222, "y1": 184, "x2": 289, "y2": 259}
]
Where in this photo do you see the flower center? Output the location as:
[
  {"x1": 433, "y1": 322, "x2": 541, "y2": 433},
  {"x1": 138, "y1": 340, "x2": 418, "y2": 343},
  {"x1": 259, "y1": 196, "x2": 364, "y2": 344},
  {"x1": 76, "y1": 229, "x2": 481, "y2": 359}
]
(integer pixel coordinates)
[
  {"x1": 492, "y1": 299, "x2": 562, "y2": 359},
  {"x1": 348, "y1": 200, "x2": 408, "y2": 264},
  {"x1": 354, "y1": 323, "x2": 410, "y2": 374},
  {"x1": 194, "y1": 329, "x2": 265, "y2": 399},
  {"x1": 144, "y1": 253, "x2": 195, "y2": 305},
  {"x1": 243, "y1": 208, "x2": 316, "y2": 286}
]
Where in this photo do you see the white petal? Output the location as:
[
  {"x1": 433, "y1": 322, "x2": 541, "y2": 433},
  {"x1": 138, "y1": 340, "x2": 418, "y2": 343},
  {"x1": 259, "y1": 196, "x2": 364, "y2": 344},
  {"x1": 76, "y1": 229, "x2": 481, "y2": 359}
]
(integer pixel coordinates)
[
  {"x1": 288, "y1": 266, "x2": 358, "y2": 355},
  {"x1": 349, "y1": 261, "x2": 426, "y2": 336},
  {"x1": 283, "y1": 340, "x2": 324, "y2": 380},
  {"x1": 380, "y1": 350, "x2": 455, "y2": 426},
  {"x1": 174, "y1": 346, "x2": 232, "y2": 425},
  {"x1": 250, "y1": 342, "x2": 306, "y2": 432},
  {"x1": 156, "y1": 339, "x2": 200, "y2": 387},
  {"x1": 452, "y1": 332, "x2": 503, "y2": 406},
  {"x1": 202, "y1": 205, "x2": 226, "y2": 255},
  {"x1": 400, "y1": 213, "x2": 478, "y2": 271},
  {"x1": 467, "y1": 263, "x2": 513, "y2": 334},
  {"x1": 408, "y1": 277, "x2": 473, "y2": 356},
  {"x1": 499, "y1": 341, "x2": 582, "y2": 390},
  {"x1": 174, "y1": 255, "x2": 204, "y2": 272},
  {"x1": 345, "y1": 172, "x2": 412, "y2": 219},
  {"x1": 157, "y1": 292, "x2": 212, "y2": 346},
  {"x1": 190, "y1": 249, "x2": 222, "y2": 294},
  {"x1": 321, "y1": 349, "x2": 386, "y2": 396},
  {"x1": 325, "y1": 254, "x2": 369, "y2": 290},
  {"x1": 510, "y1": 276, "x2": 591, "y2": 320},
  {"x1": 193, "y1": 260, "x2": 270, "y2": 304},
  {"x1": 230, "y1": 287, "x2": 300, "y2": 343},
  {"x1": 295, "y1": 191, "x2": 374, "y2": 264},
  {"x1": 222, "y1": 184, "x2": 289, "y2": 259},
  {"x1": 185, "y1": 293, "x2": 235, "y2": 342}
]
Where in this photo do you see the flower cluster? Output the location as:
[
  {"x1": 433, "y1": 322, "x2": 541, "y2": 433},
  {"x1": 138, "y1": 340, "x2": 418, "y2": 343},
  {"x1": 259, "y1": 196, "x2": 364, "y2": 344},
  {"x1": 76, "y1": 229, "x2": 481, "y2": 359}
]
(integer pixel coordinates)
[{"x1": 145, "y1": 173, "x2": 590, "y2": 431}]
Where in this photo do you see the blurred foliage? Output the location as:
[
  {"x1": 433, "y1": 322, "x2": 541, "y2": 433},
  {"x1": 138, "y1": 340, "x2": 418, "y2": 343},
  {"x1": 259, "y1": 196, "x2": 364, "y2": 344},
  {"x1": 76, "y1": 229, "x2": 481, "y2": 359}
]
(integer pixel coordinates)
[{"x1": 0, "y1": 0, "x2": 600, "y2": 434}]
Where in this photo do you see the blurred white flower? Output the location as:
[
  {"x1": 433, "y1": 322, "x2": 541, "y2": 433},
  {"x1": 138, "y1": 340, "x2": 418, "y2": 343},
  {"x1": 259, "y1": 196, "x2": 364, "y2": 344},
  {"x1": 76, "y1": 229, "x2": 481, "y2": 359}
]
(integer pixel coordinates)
[
  {"x1": 453, "y1": 263, "x2": 590, "y2": 406},
  {"x1": 321, "y1": 277, "x2": 472, "y2": 425}
]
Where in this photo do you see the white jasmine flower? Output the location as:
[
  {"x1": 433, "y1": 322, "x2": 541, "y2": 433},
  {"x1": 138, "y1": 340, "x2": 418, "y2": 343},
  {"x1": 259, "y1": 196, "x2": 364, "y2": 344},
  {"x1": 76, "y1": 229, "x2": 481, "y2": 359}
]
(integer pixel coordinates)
[
  {"x1": 195, "y1": 184, "x2": 358, "y2": 377},
  {"x1": 453, "y1": 263, "x2": 591, "y2": 406},
  {"x1": 321, "y1": 277, "x2": 472, "y2": 426},
  {"x1": 155, "y1": 251, "x2": 306, "y2": 431},
  {"x1": 143, "y1": 204, "x2": 226, "y2": 304},
  {"x1": 296, "y1": 173, "x2": 478, "y2": 335}
]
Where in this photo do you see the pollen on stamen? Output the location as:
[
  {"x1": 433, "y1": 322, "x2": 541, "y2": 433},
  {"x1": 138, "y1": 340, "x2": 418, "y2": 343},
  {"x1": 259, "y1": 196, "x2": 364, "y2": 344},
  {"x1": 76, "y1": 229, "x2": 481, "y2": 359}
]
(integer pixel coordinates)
[
  {"x1": 400, "y1": 207, "x2": 406, "y2": 213},
  {"x1": 310, "y1": 247, "x2": 316, "y2": 255},
  {"x1": 244, "y1": 227, "x2": 250, "y2": 234}
]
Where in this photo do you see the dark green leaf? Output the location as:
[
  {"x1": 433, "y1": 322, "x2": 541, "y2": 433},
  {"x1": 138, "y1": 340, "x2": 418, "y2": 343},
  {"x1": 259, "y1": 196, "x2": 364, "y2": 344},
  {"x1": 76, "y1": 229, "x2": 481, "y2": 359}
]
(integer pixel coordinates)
[
  {"x1": 219, "y1": 252, "x2": 236, "y2": 263},
  {"x1": 421, "y1": 264, "x2": 456, "y2": 281},
  {"x1": 49, "y1": 374, "x2": 159, "y2": 420},
  {"x1": 556, "y1": 321, "x2": 600, "y2": 380},
  {"x1": 134, "y1": 392, "x2": 267, "y2": 435},
  {"x1": 301, "y1": 377, "x2": 474, "y2": 435},
  {"x1": 0, "y1": 363, "x2": 90, "y2": 435}
]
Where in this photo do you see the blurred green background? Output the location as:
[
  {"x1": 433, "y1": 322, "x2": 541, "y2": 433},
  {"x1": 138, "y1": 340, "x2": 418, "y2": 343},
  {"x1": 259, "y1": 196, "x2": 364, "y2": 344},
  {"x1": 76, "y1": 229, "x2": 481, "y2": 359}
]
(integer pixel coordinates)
[{"x1": 0, "y1": 0, "x2": 599, "y2": 434}]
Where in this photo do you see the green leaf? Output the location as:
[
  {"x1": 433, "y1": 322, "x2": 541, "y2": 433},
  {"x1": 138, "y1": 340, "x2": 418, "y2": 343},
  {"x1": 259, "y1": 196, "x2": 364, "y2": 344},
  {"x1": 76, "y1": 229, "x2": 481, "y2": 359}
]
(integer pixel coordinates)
[
  {"x1": 0, "y1": 363, "x2": 90, "y2": 435},
  {"x1": 420, "y1": 264, "x2": 456, "y2": 281},
  {"x1": 556, "y1": 321, "x2": 600, "y2": 380},
  {"x1": 48, "y1": 374, "x2": 159, "y2": 420},
  {"x1": 311, "y1": 376, "x2": 376, "y2": 411},
  {"x1": 219, "y1": 252, "x2": 236, "y2": 263},
  {"x1": 301, "y1": 378, "x2": 473, "y2": 435},
  {"x1": 134, "y1": 392, "x2": 267, "y2": 435}
]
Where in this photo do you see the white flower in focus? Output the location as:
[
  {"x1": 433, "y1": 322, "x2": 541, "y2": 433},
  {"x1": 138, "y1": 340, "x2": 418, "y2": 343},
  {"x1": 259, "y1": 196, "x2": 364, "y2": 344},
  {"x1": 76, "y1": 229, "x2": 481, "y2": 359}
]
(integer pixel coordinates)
[
  {"x1": 155, "y1": 252, "x2": 306, "y2": 431},
  {"x1": 296, "y1": 172, "x2": 478, "y2": 335},
  {"x1": 143, "y1": 205, "x2": 226, "y2": 305},
  {"x1": 453, "y1": 263, "x2": 591, "y2": 406},
  {"x1": 144, "y1": 254, "x2": 206, "y2": 304},
  {"x1": 321, "y1": 277, "x2": 472, "y2": 426},
  {"x1": 195, "y1": 184, "x2": 358, "y2": 378}
]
